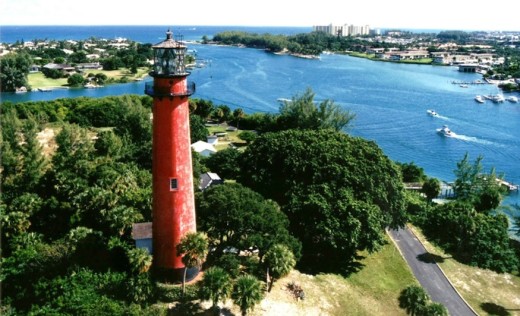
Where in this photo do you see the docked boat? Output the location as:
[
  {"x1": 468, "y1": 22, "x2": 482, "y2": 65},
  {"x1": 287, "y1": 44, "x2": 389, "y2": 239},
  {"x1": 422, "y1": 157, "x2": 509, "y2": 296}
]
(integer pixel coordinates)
[
  {"x1": 427, "y1": 109, "x2": 439, "y2": 117},
  {"x1": 492, "y1": 94, "x2": 505, "y2": 103},
  {"x1": 485, "y1": 94, "x2": 505, "y2": 103},
  {"x1": 436, "y1": 125, "x2": 455, "y2": 137},
  {"x1": 474, "y1": 95, "x2": 485, "y2": 103},
  {"x1": 507, "y1": 96, "x2": 518, "y2": 103}
]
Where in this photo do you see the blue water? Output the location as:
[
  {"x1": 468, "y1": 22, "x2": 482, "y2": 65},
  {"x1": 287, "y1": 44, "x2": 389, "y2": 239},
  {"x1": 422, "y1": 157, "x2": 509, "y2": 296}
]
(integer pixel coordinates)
[{"x1": 1, "y1": 26, "x2": 519, "y2": 230}]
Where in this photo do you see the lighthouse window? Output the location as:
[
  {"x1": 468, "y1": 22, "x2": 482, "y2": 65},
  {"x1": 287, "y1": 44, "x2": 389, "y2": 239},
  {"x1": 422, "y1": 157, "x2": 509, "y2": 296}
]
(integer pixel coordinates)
[{"x1": 170, "y1": 178, "x2": 178, "y2": 191}]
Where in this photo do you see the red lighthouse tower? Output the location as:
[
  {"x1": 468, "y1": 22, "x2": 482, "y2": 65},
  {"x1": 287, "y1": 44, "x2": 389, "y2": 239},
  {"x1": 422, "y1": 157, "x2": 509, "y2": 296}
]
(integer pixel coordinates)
[{"x1": 145, "y1": 30, "x2": 197, "y2": 282}]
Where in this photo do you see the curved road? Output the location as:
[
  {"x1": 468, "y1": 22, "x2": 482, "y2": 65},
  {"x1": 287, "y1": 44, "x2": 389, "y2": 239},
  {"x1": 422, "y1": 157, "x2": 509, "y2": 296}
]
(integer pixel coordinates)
[{"x1": 388, "y1": 227, "x2": 477, "y2": 316}]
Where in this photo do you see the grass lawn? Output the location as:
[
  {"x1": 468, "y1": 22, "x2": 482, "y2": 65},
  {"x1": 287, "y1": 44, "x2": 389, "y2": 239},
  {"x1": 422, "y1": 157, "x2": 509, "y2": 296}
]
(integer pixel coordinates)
[
  {"x1": 207, "y1": 124, "x2": 248, "y2": 151},
  {"x1": 409, "y1": 225, "x2": 520, "y2": 315},
  {"x1": 171, "y1": 234, "x2": 416, "y2": 316},
  {"x1": 28, "y1": 72, "x2": 68, "y2": 88},
  {"x1": 27, "y1": 67, "x2": 149, "y2": 89}
]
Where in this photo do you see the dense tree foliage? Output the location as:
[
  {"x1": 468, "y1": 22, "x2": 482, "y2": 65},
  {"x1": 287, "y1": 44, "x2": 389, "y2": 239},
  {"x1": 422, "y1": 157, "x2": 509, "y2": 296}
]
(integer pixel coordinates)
[
  {"x1": 453, "y1": 152, "x2": 505, "y2": 212},
  {"x1": 238, "y1": 129, "x2": 406, "y2": 271},
  {"x1": 204, "y1": 147, "x2": 242, "y2": 180},
  {"x1": 398, "y1": 285, "x2": 448, "y2": 316},
  {"x1": 276, "y1": 87, "x2": 355, "y2": 132},
  {"x1": 421, "y1": 178, "x2": 441, "y2": 203},
  {"x1": 418, "y1": 201, "x2": 518, "y2": 273},
  {"x1": 196, "y1": 183, "x2": 301, "y2": 260},
  {"x1": 436, "y1": 30, "x2": 471, "y2": 42},
  {"x1": 212, "y1": 30, "x2": 370, "y2": 56},
  {"x1": 0, "y1": 52, "x2": 32, "y2": 92},
  {"x1": 397, "y1": 161, "x2": 427, "y2": 183},
  {"x1": 0, "y1": 96, "x2": 160, "y2": 314}
]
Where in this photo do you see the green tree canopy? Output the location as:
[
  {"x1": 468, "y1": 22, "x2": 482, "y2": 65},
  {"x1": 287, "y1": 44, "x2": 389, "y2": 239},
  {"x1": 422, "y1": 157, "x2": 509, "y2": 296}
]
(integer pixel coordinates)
[
  {"x1": 398, "y1": 285, "x2": 429, "y2": 316},
  {"x1": 277, "y1": 87, "x2": 355, "y2": 131},
  {"x1": 238, "y1": 129, "x2": 406, "y2": 271},
  {"x1": 421, "y1": 177, "x2": 441, "y2": 202},
  {"x1": 196, "y1": 183, "x2": 301, "y2": 260},
  {"x1": 204, "y1": 147, "x2": 242, "y2": 180}
]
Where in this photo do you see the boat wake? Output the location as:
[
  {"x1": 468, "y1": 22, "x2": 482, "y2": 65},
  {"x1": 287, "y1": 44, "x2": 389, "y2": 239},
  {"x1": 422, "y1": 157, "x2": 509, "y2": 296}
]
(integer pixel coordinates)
[{"x1": 453, "y1": 134, "x2": 494, "y2": 145}]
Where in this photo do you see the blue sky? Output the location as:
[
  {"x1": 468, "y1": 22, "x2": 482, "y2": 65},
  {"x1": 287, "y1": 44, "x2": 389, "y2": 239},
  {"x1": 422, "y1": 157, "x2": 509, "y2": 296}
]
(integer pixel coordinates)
[{"x1": 1, "y1": 0, "x2": 519, "y2": 31}]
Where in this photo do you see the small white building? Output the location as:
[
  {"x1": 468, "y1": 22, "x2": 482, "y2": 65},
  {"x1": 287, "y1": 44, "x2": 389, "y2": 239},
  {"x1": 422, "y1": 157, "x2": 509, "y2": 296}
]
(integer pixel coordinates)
[{"x1": 191, "y1": 140, "x2": 217, "y2": 157}]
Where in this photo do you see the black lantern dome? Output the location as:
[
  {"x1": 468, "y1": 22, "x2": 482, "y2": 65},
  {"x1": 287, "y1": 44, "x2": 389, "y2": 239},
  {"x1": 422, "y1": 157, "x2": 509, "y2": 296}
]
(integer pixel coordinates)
[{"x1": 151, "y1": 29, "x2": 187, "y2": 77}]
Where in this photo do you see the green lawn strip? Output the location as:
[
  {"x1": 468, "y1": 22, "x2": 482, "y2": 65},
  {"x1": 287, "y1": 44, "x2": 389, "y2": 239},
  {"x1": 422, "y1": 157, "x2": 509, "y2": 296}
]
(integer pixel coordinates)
[
  {"x1": 207, "y1": 125, "x2": 247, "y2": 151},
  {"x1": 409, "y1": 225, "x2": 520, "y2": 315},
  {"x1": 28, "y1": 67, "x2": 149, "y2": 89},
  {"x1": 28, "y1": 72, "x2": 68, "y2": 88},
  {"x1": 342, "y1": 235, "x2": 417, "y2": 315}
]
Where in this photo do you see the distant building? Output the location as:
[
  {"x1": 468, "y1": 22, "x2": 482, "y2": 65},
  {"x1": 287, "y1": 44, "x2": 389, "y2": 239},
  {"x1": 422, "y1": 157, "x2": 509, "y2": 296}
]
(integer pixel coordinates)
[
  {"x1": 43, "y1": 63, "x2": 76, "y2": 75},
  {"x1": 313, "y1": 23, "x2": 370, "y2": 36}
]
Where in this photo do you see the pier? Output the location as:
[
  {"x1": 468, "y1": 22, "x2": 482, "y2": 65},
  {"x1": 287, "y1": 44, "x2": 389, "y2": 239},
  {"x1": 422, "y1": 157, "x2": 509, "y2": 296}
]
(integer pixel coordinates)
[{"x1": 450, "y1": 80, "x2": 491, "y2": 85}]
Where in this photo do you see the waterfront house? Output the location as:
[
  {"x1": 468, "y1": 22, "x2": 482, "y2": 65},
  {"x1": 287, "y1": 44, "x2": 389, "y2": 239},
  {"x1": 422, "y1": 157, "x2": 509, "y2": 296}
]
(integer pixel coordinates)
[
  {"x1": 43, "y1": 63, "x2": 76, "y2": 75},
  {"x1": 390, "y1": 50, "x2": 429, "y2": 61}
]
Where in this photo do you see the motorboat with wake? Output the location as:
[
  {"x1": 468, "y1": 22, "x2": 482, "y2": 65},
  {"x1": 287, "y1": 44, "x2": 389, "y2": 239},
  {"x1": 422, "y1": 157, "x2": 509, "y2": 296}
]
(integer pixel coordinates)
[
  {"x1": 427, "y1": 109, "x2": 439, "y2": 117},
  {"x1": 436, "y1": 125, "x2": 456, "y2": 137}
]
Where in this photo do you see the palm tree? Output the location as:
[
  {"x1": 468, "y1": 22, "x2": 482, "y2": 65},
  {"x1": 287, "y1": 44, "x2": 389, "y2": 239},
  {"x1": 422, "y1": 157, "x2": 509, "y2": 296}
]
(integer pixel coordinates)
[
  {"x1": 176, "y1": 232, "x2": 209, "y2": 296},
  {"x1": 199, "y1": 266, "x2": 233, "y2": 315},
  {"x1": 398, "y1": 285, "x2": 429, "y2": 316},
  {"x1": 233, "y1": 108, "x2": 244, "y2": 129},
  {"x1": 232, "y1": 275, "x2": 264, "y2": 316},
  {"x1": 263, "y1": 244, "x2": 296, "y2": 292}
]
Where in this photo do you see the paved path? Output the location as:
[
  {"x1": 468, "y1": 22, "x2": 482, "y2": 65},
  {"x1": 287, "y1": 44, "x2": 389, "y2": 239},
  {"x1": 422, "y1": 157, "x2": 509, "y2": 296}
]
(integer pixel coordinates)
[{"x1": 388, "y1": 227, "x2": 477, "y2": 316}]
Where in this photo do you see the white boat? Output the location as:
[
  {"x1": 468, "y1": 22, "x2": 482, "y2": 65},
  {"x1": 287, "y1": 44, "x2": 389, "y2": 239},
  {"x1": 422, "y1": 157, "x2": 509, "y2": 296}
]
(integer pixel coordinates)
[
  {"x1": 277, "y1": 98, "x2": 292, "y2": 103},
  {"x1": 474, "y1": 95, "x2": 485, "y2": 103},
  {"x1": 507, "y1": 96, "x2": 518, "y2": 103},
  {"x1": 492, "y1": 94, "x2": 505, "y2": 103},
  {"x1": 436, "y1": 125, "x2": 456, "y2": 137},
  {"x1": 427, "y1": 109, "x2": 439, "y2": 117}
]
